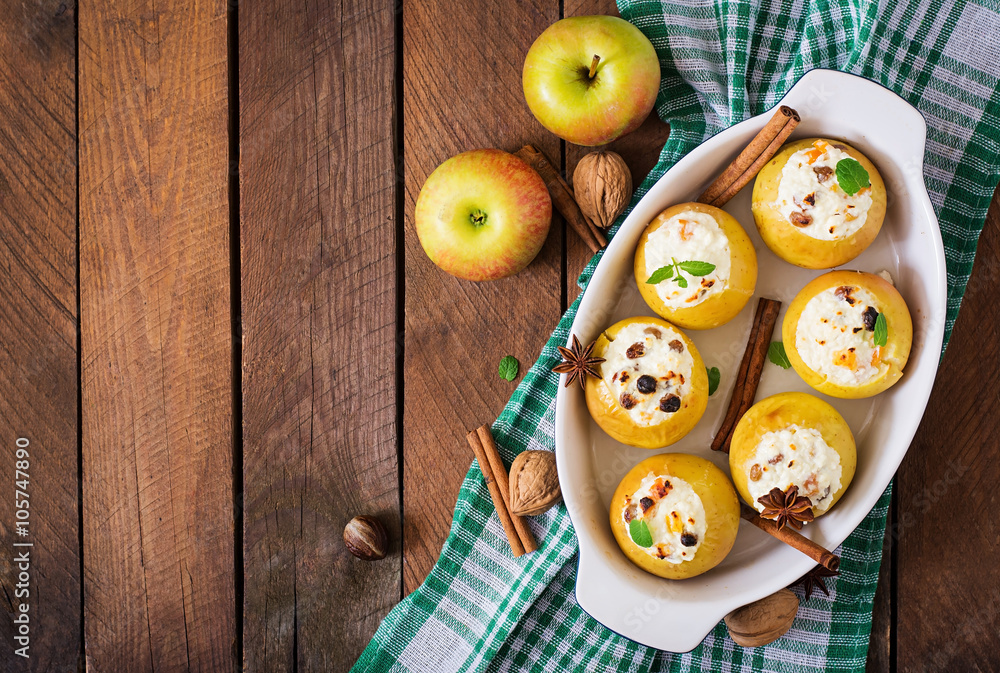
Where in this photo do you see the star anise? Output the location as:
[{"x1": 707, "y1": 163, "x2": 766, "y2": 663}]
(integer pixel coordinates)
[
  {"x1": 793, "y1": 564, "x2": 839, "y2": 600},
  {"x1": 757, "y1": 485, "x2": 815, "y2": 530},
  {"x1": 552, "y1": 335, "x2": 604, "y2": 389}
]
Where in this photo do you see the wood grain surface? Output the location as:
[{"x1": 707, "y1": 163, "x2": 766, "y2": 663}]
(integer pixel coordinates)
[
  {"x1": 78, "y1": 1, "x2": 235, "y2": 670},
  {"x1": 401, "y1": 0, "x2": 563, "y2": 593},
  {"x1": 0, "y1": 2, "x2": 80, "y2": 670},
  {"x1": 239, "y1": 1, "x2": 400, "y2": 670},
  {"x1": 896, "y1": 189, "x2": 1000, "y2": 672}
]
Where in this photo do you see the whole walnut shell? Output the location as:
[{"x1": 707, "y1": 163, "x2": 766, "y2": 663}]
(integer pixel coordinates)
[
  {"x1": 573, "y1": 151, "x2": 633, "y2": 229},
  {"x1": 508, "y1": 450, "x2": 561, "y2": 517},
  {"x1": 343, "y1": 515, "x2": 388, "y2": 561},
  {"x1": 724, "y1": 588, "x2": 799, "y2": 647}
]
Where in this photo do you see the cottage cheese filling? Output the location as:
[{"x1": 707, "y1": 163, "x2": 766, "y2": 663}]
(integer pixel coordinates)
[
  {"x1": 643, "y1": 210, "x2": 731, "y2": 308},
  {"x1": 796, "y1": 285, "x2": 885, "y2": 386},
  {"x1": 622, "y1": 472, "x2": 706, "y2": 563},
  {"x1": 776, "y1": 140, "x2": 873, "y2": 240},
  {"x1": 746, "y1": 424, "x2": 842, "y2": 514},
  {"x1": 601, "y1": 322, "x2": 695, "y2": 426}
]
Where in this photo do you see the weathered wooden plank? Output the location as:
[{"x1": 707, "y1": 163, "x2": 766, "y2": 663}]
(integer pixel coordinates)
[
  {"x1": 78, "y1": 1, "x2": 235, "y2": 670},
  {"x1": 866, "y1": 504, "x2": 893, "y2": 672},
  {"x1": 402, "y1": 0, "x2": 564, "y2": 592},
  {"x1": 239, "y1": 0, "x2": 400, "y2": 669},
  {"x1": 896, "y1": 189, "x2": 1000, "y2": 672},
  {"x1": 0, "y1": 2, "x2": 80, "y2": 670}
]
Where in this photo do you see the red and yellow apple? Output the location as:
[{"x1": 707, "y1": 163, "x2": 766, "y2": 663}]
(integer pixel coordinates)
[
  {"x1": 414, "y1": 149, "x2": 552, "y2": 281},
  {"x1": 522, "y1": 16, "x2": 660, "y2": 147}
]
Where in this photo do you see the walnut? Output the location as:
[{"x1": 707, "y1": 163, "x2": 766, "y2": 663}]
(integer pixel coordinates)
[
  {"x1": 724, "y1": 589, "x2": 799, "y2": 647},
  {"x1": 508, "y1": 450, "x2": 561, "y2": 517},
  {"x1": 572, "y1": 151, "x2": 633, "y2": 229}
]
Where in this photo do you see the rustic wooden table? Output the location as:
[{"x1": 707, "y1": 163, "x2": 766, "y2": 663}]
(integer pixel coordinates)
[{"x1": 1, "y1": 1, "x2": 997, "y2": 671}]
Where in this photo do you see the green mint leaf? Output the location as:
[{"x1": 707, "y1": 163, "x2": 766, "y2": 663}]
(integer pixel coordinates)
[
  {"x1": 707, "y1": 366, "x2": 721, "y2": 396},
  {"x1": 678, "y1": 260, "x2": 716, "y2": 276},
  {"x1": 835, "y1": 158, "x2": 870, "y2": 196},
  {"x1": 873, "y1": 312, "x2": 888, "y2": 347},
  {"x1": 498, "y1": 355, "x2": 519, "y2": 381},
  {"x1": 646, "y1": 265, "x2": 674, "y2": 284},
  {"x1": 629, "y1": 519, "x2": 653, "y2": 548},
  {"x1": 768, "y1": 342, "x2": 792, "y2": 369},
  {"x1": 676, "y1": 275, "x2": 689, "y2": 289}
]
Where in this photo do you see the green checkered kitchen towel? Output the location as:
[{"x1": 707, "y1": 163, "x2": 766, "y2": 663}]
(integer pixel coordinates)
[{"x1": 355, "y1": 1, "x2": 1000, "y2": 670}]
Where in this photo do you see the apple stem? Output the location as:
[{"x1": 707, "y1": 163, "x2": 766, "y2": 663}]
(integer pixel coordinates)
[
  {"x1": 470, "y1": 209, "x2": 488, "y2": 227},
  {"x1": 588, "y1": 54, "x2": 600, "y2": 79}
]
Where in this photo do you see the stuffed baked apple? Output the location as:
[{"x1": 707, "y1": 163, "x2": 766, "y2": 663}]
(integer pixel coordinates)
[
  {"x1": 635, "y1": 202, "x2": 757, "y2": 329},
  {"x1": 611, "y1": 453, "x2": 739, "y2": 579},
  {"x1": 752, "y1": 138, "x2": 886, "y2": 269},
  {"x1": 783, "y1": 270, "x2": 912, "y2": 399},
  {"x1": 729, "y1": 392, "x2": 856, "y2": 519},
  {"x1": 585, "y1": 316, "x2": 708, "y2": 448}
]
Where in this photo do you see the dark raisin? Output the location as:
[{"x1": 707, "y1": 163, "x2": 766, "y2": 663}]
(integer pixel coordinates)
[
  {"x1": 619, "y1": 371, "x2": 629, "y2": 383},
  {"x1": 619, "y1": 393, "x2": 637, "y2": 409},
  {"x1": 626, "y1": 342, "x2": 645, "y2": 358},
  {"x1": 863, "y1": 306, "x2": 879, "y2": 331},
  {"x1": 789, "y1": 211, "x2": 812, "y2": 227},
  {"x1": 651, "y1": 480, "x2": 671, "y2": 499},
  {"x1": 643, "y1": 327, "x2": 662, "y2": 339},
  {"x1": 813, "y1": 166, "x2": 833, "y2": 182},
  {"x1": 802, "y1": 192, "x2": 816, "y2": 207},
  {"x1": 681, "y1": 533, "x2": 698, "y2": 547},
  {"x1": 768, "y1": 453, "x2": 784, "y2": 465},
  {"x1": 636, "y1": 375, "x2": 657, "y2": 394},
  {"x1": 853, "y1": 327, "x2": 863, "y2": 333},
  {"x1": 659, "y1": 394, "x2": 681, "y2": 413},
  {"x1": 623, "y1": 504, "x2": 637, "y2": 523},
  {"x1": 639, "y1": 497, "x2": 655, "y2": 513},
  {"x1": 668, "y1": 339, "x2": 684, "y2": 352}
]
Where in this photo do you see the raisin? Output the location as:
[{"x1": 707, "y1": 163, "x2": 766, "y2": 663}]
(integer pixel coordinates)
[
  {"x1": 651, "y1": 480, "x2": 671, "y2": 498},
  {"x1": 749, "y1": 464, "x2": 762, "y2": 481},
  {"x1": 789, "y1": 211, "x2": 812, "y2": 227},
  {"x1": 813, "y1": 166, "x2": 833, "y2": 182},
  {"x1": 863, "y1": 306, "x2": 879, "y2": 331},
  {"x1": 626, "y1": 342, "x2": 645, "y2": 358},
  {"x1": 623, "y1": 504, "x2": 637, "y2": 523},
  {"x1": 853, "y1": 327, "x2": 863, "y2": 333},
  {"x1": 643, "y1": 327, "x2": 662, "y2": 339},
  {"x1": 636, "y1": 375, "x2": 657, "y2": 394},
  {"x1": 802, "y1": 192, "x2": 816, "y2": 207},
  {"x1": 768, "y1": 453, "x2": 784, "y2": 465},
  {"x1": 659, "y1": 394, "x2": 681, "y2": 413},
  {"x1": 681, "y1": 533, "x2": 698, "y2": 547},
  {"x1": 639, "y1": 497, "x2": 655, "y2": 513},
  {"x1": 620, "y1": 393, "x2": 637, "y2": 410},
  {"x1": 668, "y1": 339, "x2": 684, "y2": 352},
  {"x1": 619, "y1": 371, "x2": 630, "y2": 383}
]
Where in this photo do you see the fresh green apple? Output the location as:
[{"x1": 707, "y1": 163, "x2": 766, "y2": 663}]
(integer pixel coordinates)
[
  {"x1": 523, "y1": 15, "x2": 660, "y2": 146},
  {"x1": 414, "y1": 149, "x2": 552, "y2": 281}
]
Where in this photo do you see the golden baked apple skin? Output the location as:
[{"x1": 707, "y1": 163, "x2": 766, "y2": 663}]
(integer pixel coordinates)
[
  {"x1": 783, "y1": 270, "x2": 912, "y2": 399},
  {"x1": 729, "y1": 392, "x2": 856, "y2": 516},
  {"x1": 751, "y1": 138, "x2": 886, "y2": 269},
  {"x1": 634, "y1": 202, "x2": 757, "y2": 330},
  {"x1": 585, "y1": 316, "x2": 708, "y2": 449},
  {"x1": 610, "y1": 453, "x2": 739, "y2": 580}
]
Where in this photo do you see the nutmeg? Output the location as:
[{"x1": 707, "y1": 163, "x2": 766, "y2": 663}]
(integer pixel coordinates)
[
  {"x1": 573, "y1": 151, "x2": 633, "y2": 229},
  {"x1": 343, "y1": 515, "x2": 388, "y2": 561},
  {"x1": 508, "y1": 450, "x2": 561, "y2": 517},
  {"x1": 724, "y1": 588, "x2": 799, "y2": 647}
]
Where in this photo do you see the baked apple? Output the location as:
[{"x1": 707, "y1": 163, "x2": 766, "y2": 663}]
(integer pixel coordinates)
[
  {"x1": 611, "y1": 453, "x2": 740, "y2": 579},
  {"x1": 752, "y1": 138, "x2": 886, "y2": 269},
  {"x1": 783, "y1": 270, "x2": 912, "y2": 399},
  {"x1": 634, "y1": 202, "x2": 757, "y2": 330},
  {"x1": 729, "y1": 392, "x2": 856, "y2": 518},
  {"x1": 585, "y1": 316, "x2": 708, "y2": 448}
]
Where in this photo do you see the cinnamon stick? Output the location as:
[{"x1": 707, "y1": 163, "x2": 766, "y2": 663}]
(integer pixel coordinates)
[
  {"x1": 476, "y1": 425, "x2": 537, "y2": 554},
  {"x1": 515, "y1": 145, "x2": 607, "y2": 254},
  {"x1": 698, "y1": 106, "x2": 800, "y2": 208},
  {"x1": 467, "y1": 427, "x2": 537, "y2": 556},
  {"x1": 711, "y1": 297, "x2": 782, "y2": 453},
  {"x1": 740, "y1": 504, "x2": 840, "y2": 572}
]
